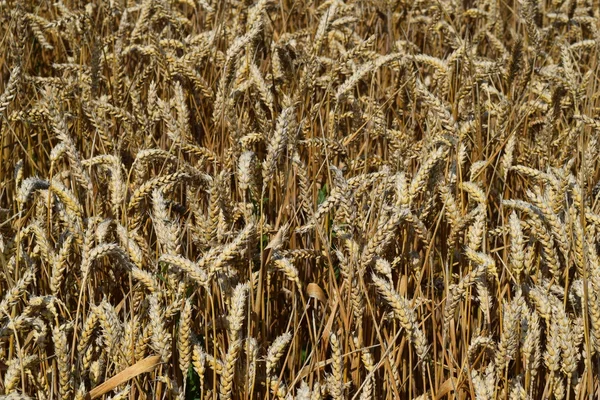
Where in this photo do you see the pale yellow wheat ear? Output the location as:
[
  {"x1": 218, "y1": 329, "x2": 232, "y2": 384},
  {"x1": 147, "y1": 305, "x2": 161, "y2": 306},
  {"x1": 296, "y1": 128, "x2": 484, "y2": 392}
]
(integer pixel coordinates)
[
  {"x1": 178, "y1": 298, "x2": 193, "y2": 377},
  {"x1": 237, "y1": 150, "x2": 257, "y2": 199},
  {"x1": 372, "y1": 274, "x2": 429, "y2": 362},
  {"x1": 151, "y1": 188, "x2": 180, "y2": 255},
  {"x1": 266, "y1": 331, "x2": 292, "y2": 397},
  {"x1": 508, "y1": 211, "x2": 525, "y2": 283},
  {"x1": 192, "y1": 340, "x2": 207, "y2": 393},
  {"x1": 471, "y1": 361, "x2": 496, "y2": 400},
  {"x1": 0, "y1": 65, "x2": 21, "y2": 114},
  {"x1": 218, "y1": 282, "x2": 248, "y2": 400},
  {"x1": 97, "y1": 300, "x2": 124, "y2": 364},
  {"x1": 262, "y1": 103, "x2": 296, "y2": 185},
  {"x1": 335, "y1": 53, "x2": 405, "y2": 102},
  {"x1": 245, "y1": 337, "x2": 258, "y2": 394},
  {"x1": 3, "y1": 354, "x2": 36, "y2": 392},
  {"x1": 149, "y1": 294, "x2": 171, "y2": 363},
  {"x1": 273, "y1": 257, "x2": 302, "y2": 293},
  {"x1": 494, "y1": 291, "x2": 523, "y2": 372},
  {"x1": 16, "y1": 177, "x2": 49, "y2": 212},
  {"x1": 325, "y1": 331, "x2": 345, "y2": 399},
  {"x1": 53, "y1": 323, "x2": 73, "y2": 400}
]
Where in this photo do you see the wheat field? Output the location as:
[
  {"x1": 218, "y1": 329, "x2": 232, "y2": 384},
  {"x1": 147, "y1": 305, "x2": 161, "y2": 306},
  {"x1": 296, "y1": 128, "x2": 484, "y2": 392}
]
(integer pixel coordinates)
[{"x1": 1, "y1": 0, "x2": 600, "y2": 399}]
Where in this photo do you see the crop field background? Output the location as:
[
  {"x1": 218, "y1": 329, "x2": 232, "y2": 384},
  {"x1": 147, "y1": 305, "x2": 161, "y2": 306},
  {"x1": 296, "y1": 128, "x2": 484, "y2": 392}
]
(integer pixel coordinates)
[{"x1": 1, "y1": 0, "x2": 600, "y2": 399}]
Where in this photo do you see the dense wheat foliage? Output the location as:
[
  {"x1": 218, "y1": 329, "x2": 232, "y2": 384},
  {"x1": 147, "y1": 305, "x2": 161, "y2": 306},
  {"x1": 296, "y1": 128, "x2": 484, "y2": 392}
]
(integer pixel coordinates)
[{"x1": 1, "y1": 0, "x2": 600, "y2": 398}]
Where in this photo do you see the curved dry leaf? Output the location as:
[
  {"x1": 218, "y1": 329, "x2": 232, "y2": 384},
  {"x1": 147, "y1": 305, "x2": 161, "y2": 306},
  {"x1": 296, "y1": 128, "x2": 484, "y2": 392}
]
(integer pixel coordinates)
[
  {"x1": 307, "y1": 282, "x2": 327, "y2": 304},
  {"x1": 86, "y1": 355, "x2": 161, "y2": 399}
]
